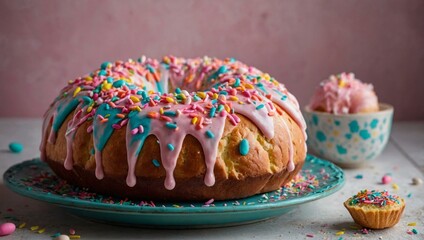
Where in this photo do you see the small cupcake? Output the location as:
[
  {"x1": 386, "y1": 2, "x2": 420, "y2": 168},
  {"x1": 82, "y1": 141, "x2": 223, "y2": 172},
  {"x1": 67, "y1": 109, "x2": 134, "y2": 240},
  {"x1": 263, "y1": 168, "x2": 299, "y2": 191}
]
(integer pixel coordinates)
[
  {"x1": 309, "y1": 72, "x2": 379, "y2": 114},
  {"x1": 344, "y1": 189, "x2": 405, "y2": 229}
]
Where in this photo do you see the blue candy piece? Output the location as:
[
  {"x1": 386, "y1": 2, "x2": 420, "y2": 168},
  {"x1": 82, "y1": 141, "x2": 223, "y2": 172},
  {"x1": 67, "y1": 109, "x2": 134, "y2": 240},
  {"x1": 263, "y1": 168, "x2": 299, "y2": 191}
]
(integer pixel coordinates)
[
  {"x1": 9, "y1": 142, "x2": 23, "y2": 153},
  {"x1": 239, "y1": 139, "x2": 249, "y2": 156}
]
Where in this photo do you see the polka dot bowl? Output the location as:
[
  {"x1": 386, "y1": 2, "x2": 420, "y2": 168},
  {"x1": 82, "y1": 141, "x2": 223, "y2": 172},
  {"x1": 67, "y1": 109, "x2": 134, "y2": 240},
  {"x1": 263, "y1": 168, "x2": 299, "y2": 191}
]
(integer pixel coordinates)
[{"x1": 304, "y1": 103, "x2": 393, "y2": 168}]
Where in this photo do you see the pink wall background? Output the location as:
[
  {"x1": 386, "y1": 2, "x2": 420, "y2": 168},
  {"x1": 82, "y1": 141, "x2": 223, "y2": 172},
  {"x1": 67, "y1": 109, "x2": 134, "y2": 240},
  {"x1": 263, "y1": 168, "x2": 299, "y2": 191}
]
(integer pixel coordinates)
[{"x1": 1, "y1": 0, "x2": 423, "y2": 120}]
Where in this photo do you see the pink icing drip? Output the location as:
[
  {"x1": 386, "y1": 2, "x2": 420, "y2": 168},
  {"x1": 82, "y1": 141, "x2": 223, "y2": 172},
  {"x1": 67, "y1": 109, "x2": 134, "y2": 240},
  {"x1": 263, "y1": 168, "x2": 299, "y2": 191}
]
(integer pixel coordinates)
[
  {"x1": 64, "y1": 130, "x2": 75, "y2": 170},
  {"x1": 232, "y1": 99, "x2": 274, "y2": 139},
  {"x1": 47, "y1": 112, "x2": 58, "y2": 144},
  {"x1": 125, "y1": 104, "x2": 227, "y2": 190},
  {"x1": 281, "y1": 116, "x2": 295, "y2": 172},
  {"x1": 95, "y1": 150, "x2": 104, "y2": 180},
  {"x1": 40, "y1": 108, "x2": 54, "y2": 161},
  {"x1": 64, "y1": 105, "x2": 89, "y2": 170}
]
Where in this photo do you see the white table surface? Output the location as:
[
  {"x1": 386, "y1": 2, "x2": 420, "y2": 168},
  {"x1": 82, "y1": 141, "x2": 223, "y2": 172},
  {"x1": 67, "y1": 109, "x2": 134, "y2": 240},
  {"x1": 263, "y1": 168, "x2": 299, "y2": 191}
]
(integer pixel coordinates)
[{"x1": 0, "y1": 119, "x2": 423, "y2": 240}]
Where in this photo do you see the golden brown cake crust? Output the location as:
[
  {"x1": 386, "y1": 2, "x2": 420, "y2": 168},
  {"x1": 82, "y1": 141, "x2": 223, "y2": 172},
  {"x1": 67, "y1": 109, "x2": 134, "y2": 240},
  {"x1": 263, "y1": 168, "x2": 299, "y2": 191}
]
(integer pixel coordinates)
[{"x1": 44, "y1": 108, "x2": 306, "y2": 201}]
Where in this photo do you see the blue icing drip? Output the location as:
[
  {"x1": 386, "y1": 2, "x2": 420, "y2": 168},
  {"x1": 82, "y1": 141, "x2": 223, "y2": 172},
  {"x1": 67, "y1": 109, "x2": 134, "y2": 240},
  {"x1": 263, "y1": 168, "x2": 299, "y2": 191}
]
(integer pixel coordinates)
[
  {"x1": 93, "y1": 103, "x2": 122, "y2": 151},
  {"x1": 52, "y1": 98, "x2": 80, "y2": 132},
  {"x1": 345, "y1": 133, "x2": 352, "y2": 140},
  {"x1": 349, "y1": 120, "x2": 360, "y2": 133},
  {"x1": 155, "y1": 80, "x2": 164, "y2": 95},
  {"x1": 128, "y1": 114, "x2": 152, "y2": 156}
]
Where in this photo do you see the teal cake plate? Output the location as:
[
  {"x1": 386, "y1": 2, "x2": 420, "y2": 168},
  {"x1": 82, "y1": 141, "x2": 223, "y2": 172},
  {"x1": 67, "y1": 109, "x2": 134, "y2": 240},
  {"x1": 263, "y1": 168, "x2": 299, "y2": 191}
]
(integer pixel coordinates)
[{"x1": 3, "y1": 154, "x2": 344, "y2": 228}]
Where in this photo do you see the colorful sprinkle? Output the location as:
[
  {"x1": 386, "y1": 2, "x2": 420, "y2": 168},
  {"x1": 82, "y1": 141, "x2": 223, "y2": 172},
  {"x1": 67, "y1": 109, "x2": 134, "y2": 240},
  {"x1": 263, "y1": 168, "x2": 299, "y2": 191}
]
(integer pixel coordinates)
[
  {"x1": 30, "y1": 225, "x2": 39, "y2": 231},
  {"x1": 100, "y1": 61, "x2": 111, "y2": 70},
  {"x1": 17, "y1": 222, "x2": 26, "y2": 229},
  {"x1": 354, "y1": 174, "x2": 363, "y2": 179},
  {"x1": 209, "y1": 107, "x2": 216, "y2": 118},
  {"x1": 205, "y1": 130, "x2": 215, "y2": 139},
  {"x1": 165, "y1": 122, "x2": 177, "y2": 129},
  {"x1": 152, "y1": 159, "x2": 160, "y2": 167},
  {"x1": 382, "y1": 175, "x2": 392, "y2": 184},
  {"x1": 0, "y1": 222, "x2": 16, "y2": 236},
  {"x1": 412, "y1": 177, "x2": 423, "y2": 185},
  {"x1": 165, "y1": 97, "x2": 175, "y2": 103},
  {"x1": 54, "y1": 235, "x2": 70, "y2": 240},
  {"x1": 73, "y1": 87, "x2": 81, "y2": 97},
  {"x1": 205, "y1": 198, "x2": 214, "y2": 205},
  {"x1": 167, "y1": 143, "x2": 175, "y2": 151},
  {"x1": 239, "y1": 139, "x2": 249, "y2": 156},
  {"x1": 256, "y1": 104, "x2": 265, "y2": 110}
]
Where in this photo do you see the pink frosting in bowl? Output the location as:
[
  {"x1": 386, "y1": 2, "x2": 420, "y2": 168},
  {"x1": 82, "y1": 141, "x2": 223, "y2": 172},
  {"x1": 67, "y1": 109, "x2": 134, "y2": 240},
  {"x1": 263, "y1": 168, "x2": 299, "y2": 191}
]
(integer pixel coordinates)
[{"x1": 309, "y1": 73, "x2": 379, "y2": 114}]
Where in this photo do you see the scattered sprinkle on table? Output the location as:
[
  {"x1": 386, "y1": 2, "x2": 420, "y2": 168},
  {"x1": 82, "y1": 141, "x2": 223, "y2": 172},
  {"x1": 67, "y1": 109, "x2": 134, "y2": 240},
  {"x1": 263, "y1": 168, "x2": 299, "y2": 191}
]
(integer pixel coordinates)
[
  {"x1": 54, "y1": 235, "x2": 71, "y2": 240},
  {"x1": 8, "y1": 142, "x2": 24, "y2": 153},
  {"x1": 0, "y1": 222, "x2": 16, "y2": 236},
  {"x1": 381, "y1": 175, "x2": 392, "y2": 184},
  {"x1": 392, "y1": 183, "x2": 399, "y2": 190},
  {"x1": 411, "y1": 177, "x2": 423, "y2": 185},
  {"x1": 354, "y1": 174, "x2": 363, "y2": 179}
]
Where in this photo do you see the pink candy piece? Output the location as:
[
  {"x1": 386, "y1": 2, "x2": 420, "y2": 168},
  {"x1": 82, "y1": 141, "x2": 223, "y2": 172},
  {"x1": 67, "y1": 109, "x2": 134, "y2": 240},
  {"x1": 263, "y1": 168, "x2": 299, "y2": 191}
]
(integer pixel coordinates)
[
  {"x1": 0, "y1": 222, "x2": 16, "y2": 236},
  {"x1": 382, "y1": 175, "x2": 392, "y2": 184}
]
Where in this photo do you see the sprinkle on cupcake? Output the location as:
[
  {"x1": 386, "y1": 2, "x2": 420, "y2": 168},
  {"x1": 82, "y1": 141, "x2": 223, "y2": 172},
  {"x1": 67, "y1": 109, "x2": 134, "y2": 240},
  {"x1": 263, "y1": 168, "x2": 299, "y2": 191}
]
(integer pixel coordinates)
[{"x1": 348, "y1": 189, "x2": 401, "y2": 207}]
